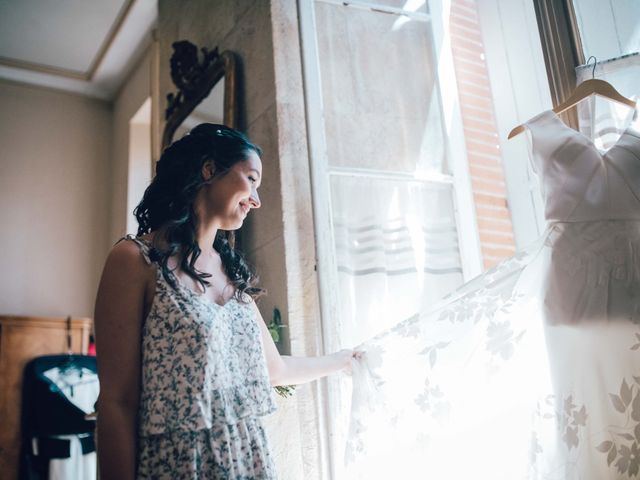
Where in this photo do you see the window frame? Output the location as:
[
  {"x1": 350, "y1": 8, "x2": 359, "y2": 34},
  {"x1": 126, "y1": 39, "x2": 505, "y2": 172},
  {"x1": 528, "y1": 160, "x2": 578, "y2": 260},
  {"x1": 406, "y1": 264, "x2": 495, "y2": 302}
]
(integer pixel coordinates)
[
  {"x1": 532, "y1": 0, "x2": 585, "y2": 129},
  {"x1": 298, "y1": 0, "x2": 483, "y2": 476}
]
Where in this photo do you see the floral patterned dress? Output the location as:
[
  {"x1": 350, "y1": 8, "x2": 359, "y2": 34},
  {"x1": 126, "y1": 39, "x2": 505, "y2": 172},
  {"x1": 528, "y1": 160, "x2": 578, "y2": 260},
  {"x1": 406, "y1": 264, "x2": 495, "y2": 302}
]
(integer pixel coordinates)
[{"x1": 122, "y1": 235, "x2": 277, "y2": 479}]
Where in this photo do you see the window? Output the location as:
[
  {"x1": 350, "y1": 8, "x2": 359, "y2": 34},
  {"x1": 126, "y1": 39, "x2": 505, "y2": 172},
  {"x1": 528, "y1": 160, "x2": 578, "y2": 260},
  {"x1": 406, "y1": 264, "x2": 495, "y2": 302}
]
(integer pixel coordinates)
[
  {"x1": 299, "y1": 0, "x2": 552, "y2": 476},
  {"x1": 533, "y1": 0, "x2": 640, "y2": 153},
  {"x1": 297, "y1": 0, "x2": 638, "y2": 476},
  {"x1": 571, "y1": 1, "x2": 640, "y2": 148},
  {"x1": 300, "y1": 0, "x2": 485, "y2": 476}
]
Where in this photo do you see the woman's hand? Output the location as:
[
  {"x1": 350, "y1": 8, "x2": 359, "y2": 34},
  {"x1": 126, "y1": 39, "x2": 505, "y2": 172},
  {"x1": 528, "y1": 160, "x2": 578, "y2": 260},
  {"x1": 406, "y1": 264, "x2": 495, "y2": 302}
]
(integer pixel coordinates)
[
  {"x1": 334, "y1": 349, "x2": 364, "y2": 374},
  {"x1": 253, "y1": 300, "x2": 366, "y2": 385}
]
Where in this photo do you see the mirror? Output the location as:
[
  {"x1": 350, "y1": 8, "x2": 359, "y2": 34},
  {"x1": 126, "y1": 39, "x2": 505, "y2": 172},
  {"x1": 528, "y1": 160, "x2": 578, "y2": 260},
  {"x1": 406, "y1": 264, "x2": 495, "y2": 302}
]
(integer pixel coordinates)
[{"x1": 162, "y1": 41, "x2": 238, "y2": 150}]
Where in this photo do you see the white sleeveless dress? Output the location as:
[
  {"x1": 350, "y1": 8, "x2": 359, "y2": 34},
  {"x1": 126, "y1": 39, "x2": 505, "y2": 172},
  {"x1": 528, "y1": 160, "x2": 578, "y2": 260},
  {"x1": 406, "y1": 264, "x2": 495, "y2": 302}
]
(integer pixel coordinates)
[
  {"x1": 122, "y1": 236, "x2": 278, "y2": 480},
  {"x1": 347, "y1": 110, "x2": 640, "y2": 479}
]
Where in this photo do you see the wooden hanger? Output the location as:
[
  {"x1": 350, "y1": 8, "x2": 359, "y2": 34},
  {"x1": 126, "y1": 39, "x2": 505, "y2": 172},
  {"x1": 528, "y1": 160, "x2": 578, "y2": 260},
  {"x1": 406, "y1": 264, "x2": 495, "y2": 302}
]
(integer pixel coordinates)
[{"x1": 508, "y1": 57, "x2": 636, "y2": 139}]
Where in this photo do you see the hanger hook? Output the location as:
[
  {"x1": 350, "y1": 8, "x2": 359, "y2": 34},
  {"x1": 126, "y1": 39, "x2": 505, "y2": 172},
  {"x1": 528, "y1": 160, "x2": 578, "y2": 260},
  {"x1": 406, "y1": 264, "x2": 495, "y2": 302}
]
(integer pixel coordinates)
[{"x1": 586, "y1": 56, "x2": 597, "y2": 79}]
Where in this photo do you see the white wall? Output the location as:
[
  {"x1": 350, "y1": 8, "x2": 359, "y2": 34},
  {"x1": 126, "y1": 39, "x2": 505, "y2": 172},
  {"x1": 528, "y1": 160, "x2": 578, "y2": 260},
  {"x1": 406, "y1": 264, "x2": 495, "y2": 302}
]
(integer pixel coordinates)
[
  {"x1": 0, "y1": 80, "x2": 112, "y2": 318},
  {"x1": 109, "y1": 49, "x2": 151, "y2": 243},
  {"x1": 127, "y1": 98, "x2": 152, "y2": 234},
  {"x1": 0, "y1": 46, "x2": 151, "y2": 318}
]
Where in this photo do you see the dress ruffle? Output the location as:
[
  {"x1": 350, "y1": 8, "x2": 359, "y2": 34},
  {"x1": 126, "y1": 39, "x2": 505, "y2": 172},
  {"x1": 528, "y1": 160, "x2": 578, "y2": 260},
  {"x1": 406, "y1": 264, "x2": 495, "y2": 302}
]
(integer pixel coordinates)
[
  {"x1": 139, "y1": 380, "x2": 277, "y2": 436},
  {"x1": 138, "y1": 416, "x2": 276, "y2": 480}
]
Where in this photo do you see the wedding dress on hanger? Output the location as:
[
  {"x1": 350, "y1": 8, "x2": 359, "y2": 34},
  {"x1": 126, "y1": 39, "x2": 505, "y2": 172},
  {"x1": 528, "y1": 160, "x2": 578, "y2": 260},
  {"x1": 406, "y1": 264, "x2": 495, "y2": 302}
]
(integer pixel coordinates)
[{"x1": 347, "y1": 109, "x2": 640, "y2": 479}]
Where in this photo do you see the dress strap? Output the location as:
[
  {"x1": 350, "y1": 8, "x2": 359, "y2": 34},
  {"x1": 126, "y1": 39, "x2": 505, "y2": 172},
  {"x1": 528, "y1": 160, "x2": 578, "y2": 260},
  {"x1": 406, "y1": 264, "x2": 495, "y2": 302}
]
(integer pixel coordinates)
[{"x1": 116, "y1": 234, "x2": 154, "y2": 265}]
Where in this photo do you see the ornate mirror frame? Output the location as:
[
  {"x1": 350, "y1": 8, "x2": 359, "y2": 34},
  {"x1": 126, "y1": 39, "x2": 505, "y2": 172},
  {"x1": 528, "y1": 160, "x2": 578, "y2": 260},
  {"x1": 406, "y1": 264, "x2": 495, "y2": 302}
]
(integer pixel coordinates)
[{"x1": 161, "y1": 41, "x2": 238, "y2": 151}]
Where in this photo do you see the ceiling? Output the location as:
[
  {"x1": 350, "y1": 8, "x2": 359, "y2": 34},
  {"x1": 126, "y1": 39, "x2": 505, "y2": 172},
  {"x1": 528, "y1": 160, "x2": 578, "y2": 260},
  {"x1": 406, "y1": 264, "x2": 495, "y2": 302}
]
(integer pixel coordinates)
[{"x1": 0, "y1": 0, "x2": 157, "y2": 100}]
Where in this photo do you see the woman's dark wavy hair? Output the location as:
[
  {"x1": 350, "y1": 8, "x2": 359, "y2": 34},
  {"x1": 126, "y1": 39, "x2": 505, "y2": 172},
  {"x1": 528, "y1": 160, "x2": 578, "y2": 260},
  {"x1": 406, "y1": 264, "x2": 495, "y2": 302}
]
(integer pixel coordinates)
[{"x1": 134, "y1": 123, "x2": 264, "y2": 301}]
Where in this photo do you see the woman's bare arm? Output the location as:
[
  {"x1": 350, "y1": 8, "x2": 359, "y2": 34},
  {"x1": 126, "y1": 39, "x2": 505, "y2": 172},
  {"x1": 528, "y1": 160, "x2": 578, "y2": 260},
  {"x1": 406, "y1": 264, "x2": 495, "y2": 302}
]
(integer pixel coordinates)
[
  {"x1": 94, "y1": 240, "x2": 151, "y2": 480},
  {"x1": 251, "y1": 303, "x2": 358, "y2": 386}
]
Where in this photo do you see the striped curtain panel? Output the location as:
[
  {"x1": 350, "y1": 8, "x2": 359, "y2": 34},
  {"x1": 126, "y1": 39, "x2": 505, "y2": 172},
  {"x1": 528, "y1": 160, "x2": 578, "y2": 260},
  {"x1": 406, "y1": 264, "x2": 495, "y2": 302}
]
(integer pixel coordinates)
[
  {"x1": 312, "y1": 0, "x2": 467, "y2": 350},
  {"x1": 331, "y1": 176, "x2": 463, "y2": 347}
]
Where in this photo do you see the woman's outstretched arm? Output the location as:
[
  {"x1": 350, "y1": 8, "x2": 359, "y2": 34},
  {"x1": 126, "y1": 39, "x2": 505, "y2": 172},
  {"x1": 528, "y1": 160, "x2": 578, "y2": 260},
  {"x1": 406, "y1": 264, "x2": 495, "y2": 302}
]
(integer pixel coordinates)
[
  {"x1": 94, "y1": 241, "x2": 150, "y2": 480},
  {"x1": 251, "y1": 303, "x2": 358, "y2": 386}
]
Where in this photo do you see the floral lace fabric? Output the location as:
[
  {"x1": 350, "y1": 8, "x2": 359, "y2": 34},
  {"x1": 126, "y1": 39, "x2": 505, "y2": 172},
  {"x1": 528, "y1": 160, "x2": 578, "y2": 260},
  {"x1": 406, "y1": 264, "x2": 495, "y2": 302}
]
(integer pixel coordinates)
[{"x1": 347, "y1": 111, "x2": 640, "y2": 479}]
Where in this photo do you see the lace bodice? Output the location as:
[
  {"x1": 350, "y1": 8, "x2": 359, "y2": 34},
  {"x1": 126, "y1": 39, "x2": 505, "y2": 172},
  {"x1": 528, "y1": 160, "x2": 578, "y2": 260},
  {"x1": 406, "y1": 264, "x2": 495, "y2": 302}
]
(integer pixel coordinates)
[{"x1": 525, "y1": 110, "x2": 640, "y2": 223}]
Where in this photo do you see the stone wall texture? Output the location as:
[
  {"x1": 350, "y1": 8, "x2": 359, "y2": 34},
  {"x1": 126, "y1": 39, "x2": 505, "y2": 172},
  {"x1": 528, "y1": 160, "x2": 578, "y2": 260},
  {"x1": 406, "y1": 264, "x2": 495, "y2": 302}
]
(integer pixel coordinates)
[{"x1": 157, "y1": 1, "x2": 326, "y2": 478}]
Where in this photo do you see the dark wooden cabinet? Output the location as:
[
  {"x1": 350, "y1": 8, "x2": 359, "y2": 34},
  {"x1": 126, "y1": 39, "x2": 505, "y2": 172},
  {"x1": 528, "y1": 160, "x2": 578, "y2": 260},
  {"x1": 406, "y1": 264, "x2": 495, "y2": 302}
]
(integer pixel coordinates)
[{"x1": 0, "y1": 315, "x2": 92, "y2": 479}]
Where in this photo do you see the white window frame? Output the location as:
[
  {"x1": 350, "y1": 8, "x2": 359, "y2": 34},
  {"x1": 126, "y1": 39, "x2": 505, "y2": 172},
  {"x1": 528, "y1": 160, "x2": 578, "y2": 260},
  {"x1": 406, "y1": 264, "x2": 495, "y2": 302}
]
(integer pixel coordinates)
[
  {"x1": 297, "y1": 0, "x2": 482, "y2": 476},
  {"x1": 475, "y1": 0, "x2": 550, "y2": 247}
]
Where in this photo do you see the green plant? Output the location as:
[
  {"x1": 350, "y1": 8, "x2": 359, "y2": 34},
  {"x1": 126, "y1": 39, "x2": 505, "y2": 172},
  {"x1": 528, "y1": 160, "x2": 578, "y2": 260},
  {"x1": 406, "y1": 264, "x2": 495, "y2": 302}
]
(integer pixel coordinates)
[
  {"x1": 267, "y1": 307, "x2": 286, "y2": 344},
  {"x1": 267, "y1": 307, "x2": 296, "y2": 398},
  {"x1": 274, "y1": 385, "x2": 296, "y2": 398}
]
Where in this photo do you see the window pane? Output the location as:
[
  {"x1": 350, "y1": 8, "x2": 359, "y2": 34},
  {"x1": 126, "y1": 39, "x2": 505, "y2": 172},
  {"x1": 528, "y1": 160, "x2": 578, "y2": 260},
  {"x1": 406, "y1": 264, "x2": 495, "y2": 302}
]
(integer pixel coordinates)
[
  {"x1": 330, "y1": 175, "x2": 463, "y2": 345},
  {"x1": 572, "y1": 0, "x2": 640, "y2": 61},
  {"x1": 315, "y1": 2, "x2": 446, "y2": 174},
  {"x1": 575, "y1": 54, "x2": 640, "y2": 150}
]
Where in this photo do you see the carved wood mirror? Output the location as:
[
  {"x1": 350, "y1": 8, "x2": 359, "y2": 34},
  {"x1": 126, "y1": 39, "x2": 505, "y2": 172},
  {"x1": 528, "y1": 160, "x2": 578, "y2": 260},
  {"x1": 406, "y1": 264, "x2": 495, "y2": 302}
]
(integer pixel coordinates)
[{"x1": 162, "y1": 41, "x2": 238, "y2": 150}]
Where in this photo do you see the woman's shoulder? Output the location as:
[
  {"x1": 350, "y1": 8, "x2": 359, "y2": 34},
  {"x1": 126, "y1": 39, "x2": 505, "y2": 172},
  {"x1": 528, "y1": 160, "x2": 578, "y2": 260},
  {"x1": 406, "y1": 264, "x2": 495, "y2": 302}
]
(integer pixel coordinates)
[
  {"x1": 106, "y1": 235, "x2": 156, "y2": 274},
  {"x1": 118, "y1": 232, "x2": 155, "y2": 247},
  {"x1": 97, "y1": 237, "x2": 157, "y2": 305}
]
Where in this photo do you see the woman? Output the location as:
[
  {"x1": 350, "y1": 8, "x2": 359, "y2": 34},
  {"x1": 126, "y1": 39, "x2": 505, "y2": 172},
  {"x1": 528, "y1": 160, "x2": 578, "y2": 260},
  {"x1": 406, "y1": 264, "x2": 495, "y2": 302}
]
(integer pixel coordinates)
[{"x1": 94, "y1": 124, "x2": 357, "y2": 479}]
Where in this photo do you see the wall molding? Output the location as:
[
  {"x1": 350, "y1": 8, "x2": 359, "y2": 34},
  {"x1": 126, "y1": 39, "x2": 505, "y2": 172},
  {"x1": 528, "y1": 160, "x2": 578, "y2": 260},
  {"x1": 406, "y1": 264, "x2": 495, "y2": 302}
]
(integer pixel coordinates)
[{"x1": 0, "y1": 0, "x2": 136, "y2": 82}]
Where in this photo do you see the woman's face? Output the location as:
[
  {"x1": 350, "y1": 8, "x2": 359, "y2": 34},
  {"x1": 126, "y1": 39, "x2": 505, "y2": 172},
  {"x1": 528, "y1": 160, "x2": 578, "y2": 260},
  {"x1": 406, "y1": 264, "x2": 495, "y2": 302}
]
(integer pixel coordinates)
[{"x1": 199, "y1": 150, "x2": 262, "y2": 230}]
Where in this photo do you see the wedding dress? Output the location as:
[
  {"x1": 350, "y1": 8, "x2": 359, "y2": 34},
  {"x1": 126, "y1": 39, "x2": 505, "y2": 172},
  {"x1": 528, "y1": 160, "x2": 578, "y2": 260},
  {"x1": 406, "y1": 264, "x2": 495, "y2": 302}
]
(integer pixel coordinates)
[{"x1": 347, "y1": 110, "x2": 640, "y2": 480}]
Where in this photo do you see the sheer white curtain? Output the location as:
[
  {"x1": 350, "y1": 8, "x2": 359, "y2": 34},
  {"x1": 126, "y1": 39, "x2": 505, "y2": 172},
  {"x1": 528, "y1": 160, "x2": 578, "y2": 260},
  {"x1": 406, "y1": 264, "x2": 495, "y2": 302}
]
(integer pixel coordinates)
[
  {"x1": 299, "y1": 2, "x2": 477, "y2": 476},
  {"x1": 331, "y1": 177, "x2": 463, "y2": 347},
  {"x1": 346, "y1": 238, "x2": 553, "y2": 478},
  {"x1": 330, "y1": 178, "x2": 465, "y2": 478}
]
